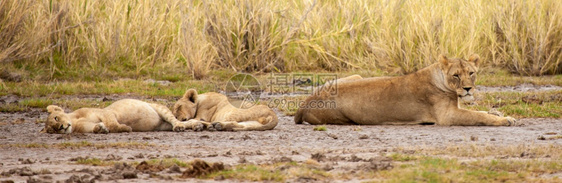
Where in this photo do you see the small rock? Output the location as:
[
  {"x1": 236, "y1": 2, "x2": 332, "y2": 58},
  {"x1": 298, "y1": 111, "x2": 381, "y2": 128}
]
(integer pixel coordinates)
[
  {"x1": 27, "y1": 175, "x2": 51, "y2": 183},
  {"x1": 102, "y1": 97, "x2": 111, "y2": 102},
  {"x1": 19, "y1": 167, "x2": 35, "y2": 176},
  {"x1": 168, "y1": 165, "x2": 182, "y2": 173},
  {"x1": 311, "y1": 153, "x2": 326, "y2": 162},
  {"x1": 122, "y1": 171, "x2": 137, "y2": 179},
  {"x1": 134, "y1": 153, "x2": 145, "y2": 159},
  {"x1": 327, "y1": 133, "x2": 338, "y2": 139},
  {"x1": 470, "y1": 136, "x2": 478, "y2": 141},
  {"x1": 105, "y1": 154, "x2": 123, "y2": 161},
  {"x1": 359, "y1": 134, "x2": 369, "y2": 139},
  {"x1": 364, "y1": 156, "x2": 393, "y2": 171},
  {"x1": 490, "y1": 138, "x2": 496, "y2": 141},
  {"x1": 64, "y1": 174, "x2": 91, "y2": 183},
  {"x1": 224, "y1": 150, "x2": 232, "y2": 156},
  {"x1": 19, "y1": 158, "x2": 35, "y2": 164},
  {"x1": 214, "y1": 175, "x2": 225, "y2": 181},
  {"x1": 238, "y1": 157, "x2": 247, "y2": 164},
  {"x1": 322, "y1": 164, "x2": 334, "y2": 171},
  {"x1": 349, "y1": 154, "x2": 363, "y2": 162},
  {"x1": 273, "y1": 156, "x2": 293, "y2": 163},
  {"x1": 200, "y1": 135, "x2": 210, "y2": 139},
  {"x1": 537, "y1": 135, "x2": 546, "y2": 140}
]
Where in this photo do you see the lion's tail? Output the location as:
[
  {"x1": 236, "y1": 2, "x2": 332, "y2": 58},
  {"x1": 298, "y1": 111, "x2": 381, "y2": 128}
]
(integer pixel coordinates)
[
  {"x1": 294, "y1": 108, "x2": 305, "y2": 124},
  {"x1": 251, "y1": 115, "x2": 279, "y2": 131},
  {"x1": 234, "y1": 111, "x2": 279, "y2": 131},
  {"x1": 149, "y1": 103, "x2": 182, "y2": 126}
]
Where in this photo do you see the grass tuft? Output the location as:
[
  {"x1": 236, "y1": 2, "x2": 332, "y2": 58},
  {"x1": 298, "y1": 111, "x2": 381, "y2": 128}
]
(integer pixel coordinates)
[{"x1": 313, "y1": 126, "x2": 327, "y2": 131}]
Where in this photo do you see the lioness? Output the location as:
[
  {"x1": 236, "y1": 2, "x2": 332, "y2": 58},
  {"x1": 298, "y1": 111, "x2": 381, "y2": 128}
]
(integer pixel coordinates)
[
  {"x1": 295, "y1": 54, "x2": 518, "y2": 126},
  {"x1": 43, "y1": 99, "x2": 196, "y2": 134},
  {"x1": 173, "y1": 89, "x2": 278, "y2": 131}
]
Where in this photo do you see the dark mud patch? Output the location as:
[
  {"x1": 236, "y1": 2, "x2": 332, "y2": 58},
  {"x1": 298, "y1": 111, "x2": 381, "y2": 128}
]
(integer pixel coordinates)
[
  {"x1": 136, "y1": 161, "x2": 166, "y2": 173},
  {"x1": 181, "y1": 159, "x2": 225, "y2": 178}
]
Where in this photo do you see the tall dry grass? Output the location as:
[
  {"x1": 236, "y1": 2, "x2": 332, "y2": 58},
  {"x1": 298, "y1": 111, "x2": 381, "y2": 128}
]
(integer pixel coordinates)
[{"x1": 1, "y1": 0, "x2": 561, "y2": 79}]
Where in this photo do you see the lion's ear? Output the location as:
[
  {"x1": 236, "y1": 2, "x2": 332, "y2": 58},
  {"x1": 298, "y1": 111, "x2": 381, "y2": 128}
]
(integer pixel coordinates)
[
  {"x1": 468, "y1": 54, "x2": 480, "y2": 67},
  {"x1": 183, "y1": 89, "x2": 198, "y2": 103},
  {"x1": 46, "y1": 105, "x2": 63, "y2": 113},
  {"x1": 438, "y1": 54, "x2": 449, "y2": 68}
]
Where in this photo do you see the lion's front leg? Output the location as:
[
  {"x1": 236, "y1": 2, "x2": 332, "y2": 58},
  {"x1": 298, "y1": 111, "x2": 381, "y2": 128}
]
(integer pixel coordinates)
[{"x1": 438, "y1": 108, "x2": 518, "y2": 126}]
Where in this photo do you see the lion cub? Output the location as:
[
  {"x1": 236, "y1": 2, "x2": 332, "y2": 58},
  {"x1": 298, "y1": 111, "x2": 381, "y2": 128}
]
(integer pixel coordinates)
[
  {"x1": 43, "y1": 99, "x2": 196, "y2": 134},
  {"x1": 173, "y1": 89, "x2": 278, "y2": 131}
]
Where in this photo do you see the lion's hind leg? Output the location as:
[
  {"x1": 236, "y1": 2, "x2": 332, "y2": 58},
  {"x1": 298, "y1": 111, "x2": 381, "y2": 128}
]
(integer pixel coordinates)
[
  {"x1": 99, "y1": 114, "x2": 133, "y2": 133},
  {"x1": 104, "y1": 122, "x2": 132, "y2": 133},
  {"x1": 72, "y1": 119, "x2": 107, "y2": 133},
  {"x1": 93, "y1": 123, "x2": 109, "y2": 134}
]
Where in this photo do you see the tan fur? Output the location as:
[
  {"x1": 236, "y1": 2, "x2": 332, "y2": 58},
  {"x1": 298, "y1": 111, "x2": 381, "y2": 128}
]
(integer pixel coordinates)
[
  {"x1": 42, "y1": 99, "x2": 198, "y2": 134},
  {"x1": 173, "y1": 89, "x2": 278, "y2": 131},
  {"x1": 295, "y1": 54, "x2": 518, "y2": 126}
]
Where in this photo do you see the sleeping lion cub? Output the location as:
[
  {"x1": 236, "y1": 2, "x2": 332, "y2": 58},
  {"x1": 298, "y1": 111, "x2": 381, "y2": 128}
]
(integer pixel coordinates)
[
  {"x1": 295, "y1": 54, "x2": 518, "y2": 126},
  {"x1": 42, "y1": 99, "x2": 197, "y2": 134},
  {"x1": 173, "y1": 89, "x2": 278, "y2": 131}
]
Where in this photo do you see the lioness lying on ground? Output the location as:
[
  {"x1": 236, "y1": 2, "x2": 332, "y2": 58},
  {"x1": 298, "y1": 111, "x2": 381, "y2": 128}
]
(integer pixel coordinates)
[
  {"x1": 295, "y1": 54, "x2": 518, "y2": 126},
  {"x1": 173, "y1": 89, "x2": 278, "y2": 131},
  {"x1": 42, "y1": 99, "x2": 196, "y2": 134}
]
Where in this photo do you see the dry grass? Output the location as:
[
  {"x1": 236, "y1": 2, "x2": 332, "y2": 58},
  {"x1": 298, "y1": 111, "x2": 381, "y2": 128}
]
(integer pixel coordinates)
[{"x1": 1, "y1": 0, "x2": 561, "y2": 79}]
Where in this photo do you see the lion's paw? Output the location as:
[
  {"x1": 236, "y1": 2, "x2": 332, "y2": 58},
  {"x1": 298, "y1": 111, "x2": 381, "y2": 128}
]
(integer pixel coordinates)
[
  {"x1": 505, "y1": 117, "x2": 520, "y2": 126},
  {"x1": 122, "y1": 126, "x2": 133, "y2": 132},
  {"x1": 212, "y1": 122, "x2": 223, "y2": 131},
  {"x1": 488, "y1": 108, "x2": 504, "y2": 117},
  {"x1": 192, "y1": 122, "x2": 205, "y2": 132},
  {"x1": 173, "y1": 124, "x2": 186, "y2": 132},
  {"x1": 94, "y1": 124, "x2": 109, "y2": 134}
]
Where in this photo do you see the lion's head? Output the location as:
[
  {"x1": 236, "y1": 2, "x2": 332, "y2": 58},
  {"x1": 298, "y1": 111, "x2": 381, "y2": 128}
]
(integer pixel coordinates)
[
  {"x1": 173, "y1": 89, "x2": 198, "y2": 121},
  {"x1": 438, "y1": 54, "x2": 479, "y2": 101},
  {"x1": 42, "y1": 105, "x2": 73, "y2": 134}
]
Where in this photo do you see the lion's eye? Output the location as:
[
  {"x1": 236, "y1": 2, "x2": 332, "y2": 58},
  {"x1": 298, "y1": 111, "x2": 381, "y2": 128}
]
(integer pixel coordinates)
[
  {"x1": 469, "y1": 72, "x2": 475, "y2": 76},
  {"x1": 453, "y1": 74, "x2": 460, "y2": 79},
  {"x1": 54, "y1": 117, "x2": 59, "y2": 121}
]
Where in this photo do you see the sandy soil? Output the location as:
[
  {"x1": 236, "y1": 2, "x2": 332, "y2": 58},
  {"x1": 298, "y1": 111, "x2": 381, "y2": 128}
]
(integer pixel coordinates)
[{"x1": 1, "y1": 91, "x2": 561, "y2": 182}]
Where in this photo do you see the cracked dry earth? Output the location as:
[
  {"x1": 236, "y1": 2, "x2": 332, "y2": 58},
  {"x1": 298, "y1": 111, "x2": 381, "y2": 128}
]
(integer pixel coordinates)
[{"x1": 1, "y1": 90, "x2": 561, "y2": 182}]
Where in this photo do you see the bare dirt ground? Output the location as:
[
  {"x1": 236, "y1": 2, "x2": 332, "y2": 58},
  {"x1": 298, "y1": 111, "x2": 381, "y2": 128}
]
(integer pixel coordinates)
[{"x1": 0, "y1": 91, "x2": 561, "y2": 182}]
